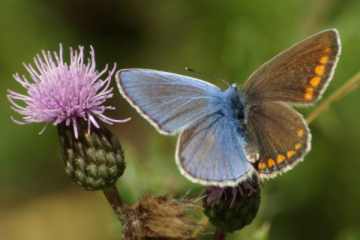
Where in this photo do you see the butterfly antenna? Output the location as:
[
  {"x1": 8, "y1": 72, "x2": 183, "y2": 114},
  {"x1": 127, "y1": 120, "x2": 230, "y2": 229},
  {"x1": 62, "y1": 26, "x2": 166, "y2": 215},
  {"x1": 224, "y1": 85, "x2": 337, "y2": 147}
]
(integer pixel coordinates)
[
  {"x1": 185, "y1": 66, "x2": 199, "y2": 74},
  {"x1": 220, "y1": 78, "x2": 230, "y2": 87}
]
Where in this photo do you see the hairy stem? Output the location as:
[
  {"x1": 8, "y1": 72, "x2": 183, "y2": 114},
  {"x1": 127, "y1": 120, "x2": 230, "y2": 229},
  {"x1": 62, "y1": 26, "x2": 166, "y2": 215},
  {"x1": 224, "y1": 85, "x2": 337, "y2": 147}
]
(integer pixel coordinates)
[
  {"x1": 215, "y1": 229, "x2": 226, "y2": 240},
  {"x1": 103, "y1": 184, "x2": 125, "y2": 220},
  {"x1": 307, "y1": 71, "x2": 360, "y2": 124}
]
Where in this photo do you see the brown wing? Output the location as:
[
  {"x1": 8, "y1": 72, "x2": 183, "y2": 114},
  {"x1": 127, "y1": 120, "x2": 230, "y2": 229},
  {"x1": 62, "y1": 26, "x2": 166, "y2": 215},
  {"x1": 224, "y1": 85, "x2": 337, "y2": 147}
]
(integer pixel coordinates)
[
  {"x1": 243, "y1": 29, "x2": 341, "y2": 105},
  {"x1": 246, "y1": 102, "x2": 310, "y2": 179}
]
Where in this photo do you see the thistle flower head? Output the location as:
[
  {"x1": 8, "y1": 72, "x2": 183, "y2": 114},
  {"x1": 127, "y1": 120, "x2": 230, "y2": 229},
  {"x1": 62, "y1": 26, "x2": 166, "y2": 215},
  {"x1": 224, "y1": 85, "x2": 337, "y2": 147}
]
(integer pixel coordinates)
[{"x1": 7, "y1": 45, "x2": 129, "y2": 138}]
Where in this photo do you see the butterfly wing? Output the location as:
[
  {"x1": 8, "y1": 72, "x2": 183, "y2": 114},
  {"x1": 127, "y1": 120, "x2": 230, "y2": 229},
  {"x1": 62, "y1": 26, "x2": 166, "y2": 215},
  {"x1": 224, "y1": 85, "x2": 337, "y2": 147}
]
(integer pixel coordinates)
[
  {"x1": 243, "y1": 29, "x2": 340, "y2": 178},
  {"x1": 176, "y1": 112, "x2": 257, "y2": 187},
  {"x1": 243, "y1": 29, "x2": 341, "y2": 105},
  {"x1": 246, "y1": 102, "x2": 310, "y2": 178},
  {"x1": 116, "y1": 69, "x2": 222, "y2": 135}
]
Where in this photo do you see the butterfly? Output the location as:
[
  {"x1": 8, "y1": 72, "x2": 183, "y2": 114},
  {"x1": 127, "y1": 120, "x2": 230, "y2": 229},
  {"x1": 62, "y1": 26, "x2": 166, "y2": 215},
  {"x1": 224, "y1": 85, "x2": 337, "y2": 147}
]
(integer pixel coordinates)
[{"x1": 116, "y1": 29, "x2": 341, "y2": 187}]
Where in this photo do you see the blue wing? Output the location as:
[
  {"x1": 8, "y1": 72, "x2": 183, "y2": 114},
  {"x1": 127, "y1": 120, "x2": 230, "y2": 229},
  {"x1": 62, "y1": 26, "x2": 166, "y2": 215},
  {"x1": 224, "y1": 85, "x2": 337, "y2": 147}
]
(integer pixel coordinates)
[
  {"x1": 116, "y1": 69, "x2": 223, "y2": 135},
  {"x1": 176, "y1": 112, "x2": 256, "y2": 187}
]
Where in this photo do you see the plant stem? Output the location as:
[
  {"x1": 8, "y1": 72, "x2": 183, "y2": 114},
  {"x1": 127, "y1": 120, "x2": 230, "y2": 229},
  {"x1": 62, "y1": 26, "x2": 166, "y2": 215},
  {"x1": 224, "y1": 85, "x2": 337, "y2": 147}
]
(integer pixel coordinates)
[
  {"x1": 215, "y1": 229, "x2": 226, "y2": 240},
  {"x1": 307, "y1": 71, "x2": 360, "y2": 124},
  {"x1": 103, "y1": 184, "x2": 125, "y2": 220}
]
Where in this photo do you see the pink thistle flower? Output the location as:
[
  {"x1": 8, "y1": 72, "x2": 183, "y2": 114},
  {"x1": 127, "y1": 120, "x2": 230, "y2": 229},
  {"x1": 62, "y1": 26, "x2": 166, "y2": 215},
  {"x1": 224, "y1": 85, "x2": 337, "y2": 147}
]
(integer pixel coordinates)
[{"x1": 7, "y1": 45, "x2": 130, "y2": 138}]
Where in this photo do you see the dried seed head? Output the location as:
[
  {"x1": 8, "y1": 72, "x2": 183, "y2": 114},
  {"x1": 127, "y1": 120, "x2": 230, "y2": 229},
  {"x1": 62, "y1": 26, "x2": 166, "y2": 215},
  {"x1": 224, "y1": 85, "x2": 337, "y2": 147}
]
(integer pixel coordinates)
[{"x1": 123, "y1": 196, "x2": 206, "y2": 240}]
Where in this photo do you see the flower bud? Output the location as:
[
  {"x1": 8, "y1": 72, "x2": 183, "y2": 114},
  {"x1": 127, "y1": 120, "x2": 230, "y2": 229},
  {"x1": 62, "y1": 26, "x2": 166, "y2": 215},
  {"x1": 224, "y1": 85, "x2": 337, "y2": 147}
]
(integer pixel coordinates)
[
  {"x1": 58, "y1": 122, "x2": 125, "y2": 191},
  {"x1": 203, "y1": 175, "x2": 261, "y2": 233}
]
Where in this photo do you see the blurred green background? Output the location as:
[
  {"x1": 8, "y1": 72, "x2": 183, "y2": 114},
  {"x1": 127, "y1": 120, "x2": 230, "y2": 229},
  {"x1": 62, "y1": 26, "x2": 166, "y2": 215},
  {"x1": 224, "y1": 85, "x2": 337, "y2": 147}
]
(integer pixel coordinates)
[{"x1": 1, "y1": 0, "x2": 360, "y2": 239}]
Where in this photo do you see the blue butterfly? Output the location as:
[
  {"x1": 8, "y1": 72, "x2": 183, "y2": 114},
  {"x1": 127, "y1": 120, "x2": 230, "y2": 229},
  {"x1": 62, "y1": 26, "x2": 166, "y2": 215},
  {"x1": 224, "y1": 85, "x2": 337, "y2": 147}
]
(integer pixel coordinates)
[{"x1": 116, "y1": 29, "x2": 341, "y2": 186}]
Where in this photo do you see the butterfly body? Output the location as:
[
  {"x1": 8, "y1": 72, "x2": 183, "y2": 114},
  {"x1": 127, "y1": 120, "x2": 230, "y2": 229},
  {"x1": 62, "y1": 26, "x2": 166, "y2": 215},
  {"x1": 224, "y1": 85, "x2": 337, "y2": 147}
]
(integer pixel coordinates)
[
  {"x1": 117, "y1": 29, "x2": 341, "y2": 186},
  {"x1": 223, "y1": 85, "x2": 246, "y2": 121}
]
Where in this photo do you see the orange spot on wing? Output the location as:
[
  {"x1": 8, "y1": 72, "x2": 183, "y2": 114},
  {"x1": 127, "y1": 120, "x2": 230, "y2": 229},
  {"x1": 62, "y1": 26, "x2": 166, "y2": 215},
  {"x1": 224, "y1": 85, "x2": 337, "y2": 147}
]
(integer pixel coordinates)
[
  {"x1": 305, "y1": 87, "x2": 314, "y2": 94},
  {"x1": 297, "y1": 129, "x2": 304, "y2": 137},
  {"x1": 324, "y1": 47, "x2": 331, "y2": 53},
  {"x1": 258, "y1": 162, "x2": 267, "y2": 171},
  {"x1": 268, "y1": 159, "x2": 276, "y2": 168},
  {"x1": 287, "y1": 150, "x2": 296, "y2": 158},
  {"x1": 315, "y1": 65, "x2": 326, "y2": 76},
  {"x1": 310, "y1": 76, "x2": 321, "y2": 87},
  {"x1": 276, "y1": 155, "x2": 286, "y2": 164},
  {"x1": 304, "y1": 92, "x2": 313, "y2": 101},
  {"x1": 320, "y1": 56, "x2": 329, "y2": 64},
  {"x1": 295, "y1": 143, "x2": 302, "y2": 150}
]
